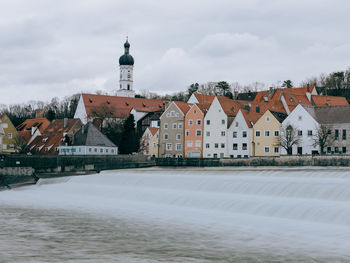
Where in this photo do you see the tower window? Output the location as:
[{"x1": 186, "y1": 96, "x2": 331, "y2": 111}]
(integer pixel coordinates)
[
  {"x1": 128, "y1": 73, "x2": 131, "y2": 79},
  {"x1": 127, "y1": 84, "x2": 130, "y2": 90}
]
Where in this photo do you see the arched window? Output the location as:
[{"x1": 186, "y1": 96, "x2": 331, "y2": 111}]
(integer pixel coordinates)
[{"x1": 127, "y1": 84, "x2": 130, "y2": 90}]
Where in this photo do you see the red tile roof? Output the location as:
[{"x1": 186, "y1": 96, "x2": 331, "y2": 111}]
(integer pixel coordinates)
[
  {"x1": 27, "y1": 118, "x2": 82, "y2": 154},
  {"x1": 193, "y1": 93, "x2": 216, "y2": 104},
  {"x1": 16, "y1": 118, "x2": 51, "y2": 143},
  {"x1": 312, "y1": 95, "x2": 349, "y2": 107},
  {"x1": 253, "y1": 86, "x2": 315, "y2": 103},
  {"x1": 82, "y1": 93, "x2": 166, "y2": 119},
  {"x1": 174, "y1": 101, "x2": 192, "y2": 115},
  {"x1": 148, "y1": 127, "x2": 159, "y2": 136}
]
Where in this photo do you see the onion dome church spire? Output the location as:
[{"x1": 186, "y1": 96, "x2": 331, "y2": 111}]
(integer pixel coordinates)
[{"x1": 117, "y1": 37, "x2": 135, "y2": 98}]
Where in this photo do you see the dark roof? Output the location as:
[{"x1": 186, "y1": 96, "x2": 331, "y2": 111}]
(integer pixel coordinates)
[
  {"x1": 119, "y1": 40, "x2": 134, "y2": 66},
  {"x1": 303, "y1": 105, "x2": 350, "y2": 124},
  {"x1": 270, "y1": 110, "x2": 288, "y2": 123},
  {"x1": 237, "y1": 91, "x2": 257, "y2": 101},
  {"x1": 73, "y1": 122, "x2": 116, "y2": 147}
]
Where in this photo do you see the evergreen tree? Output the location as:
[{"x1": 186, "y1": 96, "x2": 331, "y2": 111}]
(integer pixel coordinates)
[
  {"x1": 215, "y1": 81, "x2": 231, "y2": 97},
  {"x1": 119, "y1": 114, "x2": 138, "y2": 154}
]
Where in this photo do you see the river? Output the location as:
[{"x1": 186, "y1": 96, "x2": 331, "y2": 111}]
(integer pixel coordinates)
[{"x1": 1, "y1": 167, "x2": 350, "y2": 262}]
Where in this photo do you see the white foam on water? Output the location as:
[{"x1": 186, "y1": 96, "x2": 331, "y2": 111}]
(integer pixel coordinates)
[{"x1": 1, "y1": 167, "x2": 350, "y2": 261}]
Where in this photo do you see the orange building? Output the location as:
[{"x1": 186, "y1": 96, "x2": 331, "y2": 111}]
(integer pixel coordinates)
[{"x1": 184, "y1": 104, "x2": 206, "y2": 158}]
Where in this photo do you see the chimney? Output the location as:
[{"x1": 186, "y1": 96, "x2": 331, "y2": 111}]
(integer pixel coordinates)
[
  {"x1": 234, "y1": 90, "x2": 238, "y2": 99},
  {"x1": 63, "y1": 118, "x2": 68, "y2": 128},
  {"x1": 163, "y1": 101, "x2": 170, "y2": 111},
  {"x1": 35, "y1": 110, "x2": 44, "y2": 118}
]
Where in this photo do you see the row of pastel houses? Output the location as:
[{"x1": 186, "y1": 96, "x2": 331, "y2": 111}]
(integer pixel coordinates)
[{"x1": 141, "y1": 87, "x2": 350, "y2": 158}]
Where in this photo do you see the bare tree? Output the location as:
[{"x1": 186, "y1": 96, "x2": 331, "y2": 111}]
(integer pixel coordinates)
[
  {"x1": 312, "y1": 124, "x2": 334, "y2": 154},
  {"x1": 280, "y1": 124, "x2": 300, "y2": 155}
]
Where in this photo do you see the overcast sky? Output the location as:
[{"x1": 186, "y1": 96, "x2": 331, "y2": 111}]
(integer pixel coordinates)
[{"x1": 1, "y1": 0, "x2": 350, "y2": 105}]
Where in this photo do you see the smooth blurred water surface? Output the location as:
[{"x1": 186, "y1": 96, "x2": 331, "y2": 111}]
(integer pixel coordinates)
[{"x1": 1, "y1": 167, "x2": 350, "y2": 262}]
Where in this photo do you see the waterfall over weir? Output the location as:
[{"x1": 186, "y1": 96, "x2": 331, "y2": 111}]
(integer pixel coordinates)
[{"x1": 1, "y1": 167, "x2": 350, "y2": 262}]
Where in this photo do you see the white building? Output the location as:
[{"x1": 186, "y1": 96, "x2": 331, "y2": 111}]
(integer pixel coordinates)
[
  {"x1": 59, "y1": 122, "x2": 118, "y2": 155},
  {"x1": 281, "y1": 104, "x2": 319, "y2": 155},
  {"x1": 203, "y1": 97, "x2": 229, "y2": 158},
  {"x1": 0, "y1": 119, "x2": 4, "y2": 153},
  {"x1": 228, "y1": 109, "x2": 255, "y2": 158}
]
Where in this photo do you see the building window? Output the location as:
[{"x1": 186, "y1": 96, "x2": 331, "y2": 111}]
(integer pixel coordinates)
[
  {"x1": 327, "y1": 147, "x2": 331, "y2": 153},
  {"x1": 173, "y1": 123, "x2": 177, "y2": 129},
  {"x1": 166, "y1": 143, "x2": 172, "y2": 151},
  {"x1": 274, "y1": 147, "x2": 279, "y2": 153},
  {"x1": 214, "y1": 143, "x2": 219, "y2": 148},
  {"x1": 153, "y1": 142, "x2": 156, "y2": 148},
  {"x1": 221, "y1": 131, "x2": 225, "y2": 136},
  {"x1": 343, "y1": 147, "x2": 347, "y2": 153},
  {"x1": 185, "y1": 130, "x2": 189, "y2": 136},
  {"x1": 266, "y1": 116, "x2": 270, "y2": 122},
  {"x1": 170, "y1": 111, "x2": 176, "y2": 117},
  {"x1": 221, "y1": 143, "x2": 225, "y2": 148},
  {"x1": 89, "y1": 148, "x2": 92, "y2": 152},
  {"x1": 274, "y1": 130, "x2": 279, "y2": 137},
  {"x1": 189, "y1": 119, "x2": 193, "y2": 126},
  {"x1": 235, "y1": 122, "x2": 238, "y2": 127},
  {"x1": 176, "y1": 143, "x2": 182, "y2": 151},
  {"x1": 8, "y1": 133, "x2": 12, "y2": 139},
  {"x1": 206, "y1": 143, "x2": 210, "y2": 148},
  {"x1": 255, "y1": 131, "x2": 261, "y2": 137},
  {"x1": 264, "y1": 130, "x2": 270, "y2": 137},
  {"x1": 242, "y1": 143, "x2": 247, "y2": 150},
  {"x1": 335, "y1": 146, "x2": 339, "y2": 153},
  {"x1": 164, "y1": 123, "x2": 168, "y2": 129},
  {"x1": 221, "y1": 119, "x2": 225, "y2": 125},
  {"x1": 233, "y1": 143, "x2": 238, "y2": 150},
  {"x1": 178, "y1": 123, "x2": 183, "y2": 129},
  {"x1": 335, "y1": 129, "x2": 339, "y2": 140},
  {"x1": 106, "y1": 149, "x2": 109, "y2": 153},
  {"x1": 206, "y1": 120, "x2": 210, "y2": 125},
  {"x1": 196, "y1": 129, "x2": 202, "y2": 136},
  {"x1": 187, "y1": 141, "x2": 193, "y2": 147},
  {"x1": 197, "y1": 119, "x2": 201, "y2": 125},
  {"x1": 307, "y1": 130, "x2": 313, "y2": 136},
  {"x1": 176, "y1": 134, "x2": 181, "y2": 140},
  {"x1": 233, "y1": 132, "x2": 237, "y2": 138},
  {"x1": 2, "y1": 123, "x2": 8, "y2": 128},
  {"x1": 9, "y1": 144, "x2": 14, "y2": 150},
  {"x1": 264, "y1": 147, "x2": 270, "y2": 153},
  {"x1": 298, "y1": 116, "x2": 302, "y2": 121},
  {"x1": 195, "y1": 140, "x2": 201, "y2": 147},
  {"x1": 164, "y1": 133, "x2": 168, "y2": 140},
  {"x1": 342, "y1": 129, "x2": 346, "y2": 140},
  {"x1": 94, "y1": 148, "x2": 97, "y2": 152},
  {"x1": 111, "y1": 149, "x2": 115, "y2": 153},
  {"x1": 298, "y1": 130, "x2": 303, "y2": 136},
  {"x1": 242, "y1": 131, "x2": 247, "y2": 138},
  {"x1": 206, "y1": 131, "x2": 210, "y2": 136},
  {"x1": 100, "y1": 148, "x2": 103, "y2": 153}
]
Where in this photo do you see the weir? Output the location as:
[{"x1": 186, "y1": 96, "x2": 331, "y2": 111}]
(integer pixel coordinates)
[{"x1": 2, "y1": 167, "x2": 350, "y2": 261}]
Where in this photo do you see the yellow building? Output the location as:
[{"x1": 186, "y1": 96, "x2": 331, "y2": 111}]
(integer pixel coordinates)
[
  {"x1": 251, "y1": 110, "x2": 287, "y2": 157},
  {"x1": 0, "y1": 114, "x2": 24, "y2": 154},
  {"x1": 148, "y1": 128, "x2": 159, "y2": 157}
]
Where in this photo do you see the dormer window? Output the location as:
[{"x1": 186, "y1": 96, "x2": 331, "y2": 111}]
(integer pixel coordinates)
[
  {"x1": 89, "y1": 98, "x2": 93, "y2": 103},
  {"x1": 42, "y1": 138, "x2": 48, "y2": 142}
]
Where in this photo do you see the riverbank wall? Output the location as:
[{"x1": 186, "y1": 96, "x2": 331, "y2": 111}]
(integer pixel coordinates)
[
  {"x1": 0, "y1": 154, "x2": 155, "y2": 188},
  {"x1": 156, "y1": 155, "x2": 350, "y2": 167}
]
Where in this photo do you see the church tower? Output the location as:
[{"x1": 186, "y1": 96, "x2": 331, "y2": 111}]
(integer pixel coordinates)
[{"x1": 117, "y1": 38, "x2": 135, "y2": 97}]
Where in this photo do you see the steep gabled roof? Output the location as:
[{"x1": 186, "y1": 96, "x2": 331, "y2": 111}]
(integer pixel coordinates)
[
  {"x1": 82, "y1": 93, "x2": 166, "y2": 119},
  {"x1": 73, "y1": 122, "x2": 116, "y2": 147},
  {"x1": 16, "y1": 118, "x2": 51, "y2": 143},
  {"x1": 311, "y1": 95, "x2": 349, "y2": 107},
  {"x1": 303, "y1": 105, "x2": 350, "y2": 124},
  {"x1": 148, "y1": 127, "x2": 159, "y2": 136},
  {"x1": 173, "y1": 101, "x2": 192, "y2": 115},
  {"x1": 193, "y1": 93, "x2": 216, "y2": 104},
  {"x1": 240, "y1": 109, "x2": 264, "y2": 128},
  {"x1": 270, "y1": 110, "x2": 288, "y2": 123},
  {"x1": 44, "y1": 119, "x2": 81, "y2": 135}
]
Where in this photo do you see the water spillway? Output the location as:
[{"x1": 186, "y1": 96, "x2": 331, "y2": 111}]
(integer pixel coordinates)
[{"x1": 1, "y1": 167, "x2": 350, "y2": 262}]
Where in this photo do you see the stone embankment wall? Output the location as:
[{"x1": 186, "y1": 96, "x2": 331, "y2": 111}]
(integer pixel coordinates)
[
  {"x1": 156, "y1": 155, "x2": 350, "y2": 167},
  {"x1": 0, "y1": 154, "x2": 155, "y2": 188}
]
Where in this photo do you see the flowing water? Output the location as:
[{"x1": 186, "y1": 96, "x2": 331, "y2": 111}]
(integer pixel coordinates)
[{"x1": 1, "y1": 167, "x2": 350, "y2": 262}]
